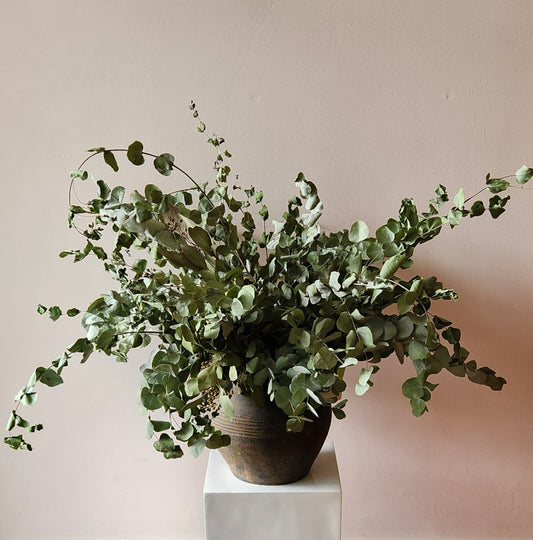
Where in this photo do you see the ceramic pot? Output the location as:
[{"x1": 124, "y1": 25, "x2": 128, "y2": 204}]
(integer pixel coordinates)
[{"x1": 212, "y1": 391, "x2": 331, "y2": 485}]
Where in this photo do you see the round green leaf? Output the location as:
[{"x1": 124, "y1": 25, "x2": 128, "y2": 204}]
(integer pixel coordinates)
[
  {"x1": 231, "y1": 298, "x2": 244, "y2": 317},
  {"x1": 356, "y1": 326, "x2": 374, "y2": 348},
  {"x1": 153, "y1": 433, "x2": 174, "y2": 452},
  {"x1": 401, "y1": 377, "x2": 424, "y2": 399},
  {"x1": 406, "y1": 340, "x2": 430, "y2": 361},
  {"x1": 37, "y1": 368, "x2": 63, "y2": 387},
  {"x1": 103, "y1": 150, "x2": 119, "y2": 172},
  {"x1": 140, "y1": 388, "x2": 162, "y2": 411},
  {"x1": 516, "y1": 165, "x2": 533, "y2": 185},
  {"x1": 348, "y1": 221, "x2": 369, "y2": 243},
  {"x1": 189, "y1": 226, "x2": 212, "y2": 251},
  {"x1": 127, "y1": 140, "x2": 145, "y2": 166},
  {"x1": 154, "y1": 153, "x2": 175, "y2": 176},
  {"x1": 219, "y1": 393, "x2": 234, "y2": 421}
]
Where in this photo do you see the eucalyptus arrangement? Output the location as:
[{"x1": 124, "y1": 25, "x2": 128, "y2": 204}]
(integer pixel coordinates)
[{"x1": 5, "y1": 104, "x2": 532, "y2": 460}]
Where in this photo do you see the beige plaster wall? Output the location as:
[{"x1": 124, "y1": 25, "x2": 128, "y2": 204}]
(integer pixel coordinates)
[{"x1": 1, "y1": 1, "x2": 532, "y2": 539}]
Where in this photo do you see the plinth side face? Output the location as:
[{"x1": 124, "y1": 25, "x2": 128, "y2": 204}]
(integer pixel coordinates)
[{"x1": 212, "y1": 392, "x2": 332, "y2": 485}]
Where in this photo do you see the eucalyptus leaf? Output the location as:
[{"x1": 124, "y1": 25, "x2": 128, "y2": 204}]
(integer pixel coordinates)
[
  {"x1": 355, "y1": 366, "x2": 373, "y2": 396},
  {"x1": 287, "y1": 417, "x2": 305, "y2": 432},
  {"x1": 219, "y1": 393, "x2": 234, "y2": 421},
  {"x1": 349, "y1": 221, "x2": 369, "y2": 242},
  {"x1": 189, "y1": 226, "x2": 212, "y2": 251},
  {"x1": 379, "y1": 253, "x2": 407, "y2": 279},
  {"x1": 127, "y1": 140, "x2": 145, "y2": 166},
  {"x1": 453, "y1": 188, "x2": 465, "y2": 208},
  {"x1": 356, "y1": 326, "x2": 374, "y2": 348},
  {"x1": 151, "y1": 420, "x2": 171, "y2": 432},
  {"x1": 410, "y1": 397, "x2": 427, "y2": 416},
  {"x1": 96, "y1": 179, "x2": 111, "y2": 199},
  {"x1": 48, "y1": 306, "x2": 62, "y2": 321},
  {"x1": 140, "y1": 388, "x2": 162, "y2": 411},
  {"x1": 310, "y1": 346, "x2": 338, "y2": 370},
  {"x1": 37, "y1": 368, "x2": 63, "y2": 387},
  {"x1": 153, "y1": 433, "x2": 174, "y2": 452},
  {"x1": 237, "y1": 285, "x2": 255, "y2": 311},
  {"x1": 188, "y1": 438, "x2": 206, "y2": 458},
  {"x1": 181, "y1": 245, "x2": 207, "y2": 269},
  {"x1": 6, "y1": 412, "x2": 16, "y2": 431},
  {"x1": 206, "y1": 432, "x2": 231, "y2": 449},
  {"x1": 103, "y1": 150, "x2": 119, "y2": 172},
  {"x1": 197, "y1": 365, "x2": 217, "y2": 391},
  {"x1": 401, "y1": 377, "x2": 424, "y2": 399},
  {"x1": 406, "y1": 340, "x2": 429, "y2": 361},
  {"x1": 231, "y1": 298, "x2": 244, "y2": 318},
  {"x1": 486, "y1": 178, "x2": 510, "y2": 194},
  {"x1": 154, "y1": 153, "x2": 175, "y2": 176},
  {"x1": 516, "y1": 165, "x2": 533, "y2": 185}
]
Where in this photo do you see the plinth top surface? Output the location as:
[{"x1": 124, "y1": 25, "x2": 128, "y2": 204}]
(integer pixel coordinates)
[{"x1": 204, "y1": 441, "x2": 341, "y2": 494}]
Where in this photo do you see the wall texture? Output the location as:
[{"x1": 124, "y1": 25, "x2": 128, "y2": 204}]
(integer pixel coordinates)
[{"x1": 1, "y1": 1, "x2": 532, "y2": 539}]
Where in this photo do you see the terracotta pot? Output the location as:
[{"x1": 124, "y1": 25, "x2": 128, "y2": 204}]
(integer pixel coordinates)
[{"x1": 212, "y1": 391, "x2": 332, "y2": 485}]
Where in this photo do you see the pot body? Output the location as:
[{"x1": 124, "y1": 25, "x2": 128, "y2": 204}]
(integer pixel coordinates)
[{"x1": 212, "y1": 391, "x2": 332, "y2": 485}]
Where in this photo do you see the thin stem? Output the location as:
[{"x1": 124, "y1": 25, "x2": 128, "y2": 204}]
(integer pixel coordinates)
[
  {"x1": 71, "y1": 149, "x2": 215, "y2": 209},
  {"x1": 464, "y1": 186, "x2": 489, "y2": 206},
  {"x1": 263, "y1": 219, "x2": 269, "y2": 261}
]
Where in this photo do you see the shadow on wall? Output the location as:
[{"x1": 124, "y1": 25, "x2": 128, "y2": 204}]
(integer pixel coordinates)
[{"x1": 332, "y1": 264, "x2": 533, "y2": 539}]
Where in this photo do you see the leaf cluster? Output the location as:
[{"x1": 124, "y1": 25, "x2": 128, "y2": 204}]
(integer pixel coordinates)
[{"x1": 5, "y1": 107, "x2": 532, "y2": 458}]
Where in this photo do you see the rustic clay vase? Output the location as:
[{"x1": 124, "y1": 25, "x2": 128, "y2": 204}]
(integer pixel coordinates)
[{"x1": 212, "y1": 391, "x2": 332, "y2": 485}]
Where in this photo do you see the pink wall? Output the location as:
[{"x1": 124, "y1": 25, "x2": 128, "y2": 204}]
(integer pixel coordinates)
[{"x1": 1, "y1": 2, "x2": 532, "y2": 539}]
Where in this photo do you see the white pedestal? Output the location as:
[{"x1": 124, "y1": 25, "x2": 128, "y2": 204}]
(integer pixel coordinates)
[{"x1": 203, "y1": 441, "x2": 341, "y2": 540}]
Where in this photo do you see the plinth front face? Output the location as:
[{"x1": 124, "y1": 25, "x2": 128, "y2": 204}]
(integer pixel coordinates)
[{"x1": 203, "y1": 441, "x2": 342, "y2": 540}]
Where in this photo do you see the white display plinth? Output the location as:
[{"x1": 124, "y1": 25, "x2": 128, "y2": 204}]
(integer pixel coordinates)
[{"x1": 203, "y1": 441, "x2": 341, "y2": 540}]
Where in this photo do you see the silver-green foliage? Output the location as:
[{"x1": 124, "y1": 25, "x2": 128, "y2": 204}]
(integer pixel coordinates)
[{"x1": 5, "y1": 105, "x2": 532, "y2": 457}]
